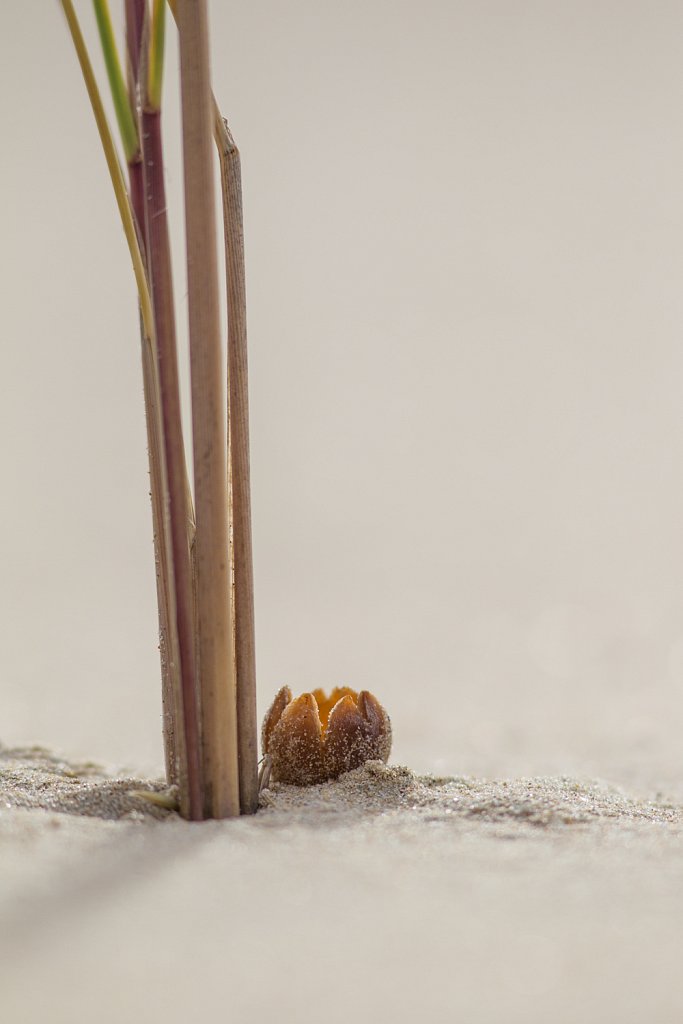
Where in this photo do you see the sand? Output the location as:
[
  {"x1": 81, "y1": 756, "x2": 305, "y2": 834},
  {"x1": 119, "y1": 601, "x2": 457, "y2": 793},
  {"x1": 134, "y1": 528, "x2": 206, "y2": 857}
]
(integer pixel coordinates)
[{"x1": 2, "y1": 745, "x2": 683, "y2": 1024}]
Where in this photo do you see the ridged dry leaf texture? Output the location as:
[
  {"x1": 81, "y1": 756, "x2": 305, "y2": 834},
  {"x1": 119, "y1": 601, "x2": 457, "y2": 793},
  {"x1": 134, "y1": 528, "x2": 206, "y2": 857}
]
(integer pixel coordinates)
[{"x1": 262, "y1": 687, "x2": 392, "y2": 786}]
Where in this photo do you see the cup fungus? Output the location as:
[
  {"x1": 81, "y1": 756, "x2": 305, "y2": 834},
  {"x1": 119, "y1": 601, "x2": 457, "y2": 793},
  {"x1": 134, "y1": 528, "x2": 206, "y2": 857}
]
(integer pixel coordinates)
[{"x1": 262, "y1": 686, "x2": 392, "y2": 786}]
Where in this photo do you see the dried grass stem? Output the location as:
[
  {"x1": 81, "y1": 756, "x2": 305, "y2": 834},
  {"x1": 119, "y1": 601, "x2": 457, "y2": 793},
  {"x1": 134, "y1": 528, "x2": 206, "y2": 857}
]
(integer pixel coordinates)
[{"x1": 177, "y1": 0, "x2": 240, "y2": 818}]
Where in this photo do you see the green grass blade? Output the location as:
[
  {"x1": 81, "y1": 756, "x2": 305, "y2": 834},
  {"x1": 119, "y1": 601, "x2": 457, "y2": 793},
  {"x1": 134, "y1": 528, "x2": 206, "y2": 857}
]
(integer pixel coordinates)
[
  {"x1": 60, "y1": 0, "x2": 152, "y2": 339},
  {"x1": 92, "y1": 0, "x2": 139, "y2": 161},
  {"x1": 147, "y1": 0, "x2": 166, "y2": 111}
]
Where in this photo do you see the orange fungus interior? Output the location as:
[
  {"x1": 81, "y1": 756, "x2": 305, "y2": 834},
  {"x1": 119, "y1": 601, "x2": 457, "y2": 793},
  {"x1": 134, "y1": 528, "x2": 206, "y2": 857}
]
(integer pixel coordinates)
[{"x1": 311, "y1": 687, "x2": 357, "y2": 733}]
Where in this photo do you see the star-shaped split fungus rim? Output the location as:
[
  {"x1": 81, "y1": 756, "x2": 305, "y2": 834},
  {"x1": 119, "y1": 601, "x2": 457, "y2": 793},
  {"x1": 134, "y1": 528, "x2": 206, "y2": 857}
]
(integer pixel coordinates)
[{"x1": 262, "y1": 686, "x2": 392, "y2": 786}]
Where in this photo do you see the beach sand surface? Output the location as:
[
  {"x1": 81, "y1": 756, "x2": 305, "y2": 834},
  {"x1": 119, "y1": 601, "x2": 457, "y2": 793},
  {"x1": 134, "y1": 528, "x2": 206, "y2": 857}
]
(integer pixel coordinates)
[{"x1": 2, "y1": 746, "x2": 683, "y2": 1024}]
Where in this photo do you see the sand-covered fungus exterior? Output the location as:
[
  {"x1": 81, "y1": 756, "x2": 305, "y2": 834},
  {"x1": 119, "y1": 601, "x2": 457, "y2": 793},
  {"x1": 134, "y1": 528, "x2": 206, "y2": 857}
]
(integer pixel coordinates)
[{"x1": 262, "y1": 686, "x2": 392, "y2": 786}]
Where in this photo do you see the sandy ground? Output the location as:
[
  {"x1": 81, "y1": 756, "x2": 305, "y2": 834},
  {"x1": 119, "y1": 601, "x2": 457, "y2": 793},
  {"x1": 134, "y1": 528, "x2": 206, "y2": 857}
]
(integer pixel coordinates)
[
  {"x1": 2, "y1": 746, "x2": 683, "y2": 1024},
  {"x1": 3, "y1": 2, "x2": 683, "y2": 1020}
]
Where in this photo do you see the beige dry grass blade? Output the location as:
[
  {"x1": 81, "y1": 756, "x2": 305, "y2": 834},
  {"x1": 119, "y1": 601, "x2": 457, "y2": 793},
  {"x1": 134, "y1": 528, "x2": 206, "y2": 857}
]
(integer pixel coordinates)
[
  {"x1": 177, "y1": 0, "x2": 240, "y2": 819},
  {"x1": 168, "y1": 0, "x2": 259, "y2": 814},
  {"x1": 214, "y1": 112, "x2": 259, "y2": 815}
]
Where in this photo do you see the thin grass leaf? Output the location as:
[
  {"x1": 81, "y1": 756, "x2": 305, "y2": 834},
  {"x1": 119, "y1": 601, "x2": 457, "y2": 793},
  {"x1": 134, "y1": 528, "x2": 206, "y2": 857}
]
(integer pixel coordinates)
[
  {"x1": 92, "y1": 0, "x2": 139, "y2": 161},
  {"x1": 147, "y1": 0, "x2": 166, "y2": 112},
  {"x1": 60, "y1": 0, "x2": 152, "y2": 339}
]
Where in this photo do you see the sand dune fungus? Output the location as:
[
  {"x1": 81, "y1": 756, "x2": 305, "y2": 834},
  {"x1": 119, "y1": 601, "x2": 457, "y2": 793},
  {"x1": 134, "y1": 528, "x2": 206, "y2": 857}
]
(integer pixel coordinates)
[{"x1": 262, "y1": 687, "x2": 392, "y2": 785}]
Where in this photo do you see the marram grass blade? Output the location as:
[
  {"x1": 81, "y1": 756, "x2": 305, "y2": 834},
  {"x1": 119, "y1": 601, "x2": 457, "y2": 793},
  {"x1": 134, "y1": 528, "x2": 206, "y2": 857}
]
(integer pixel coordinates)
[
  {"x1": 168, "y1": 0, "x2": 259, "y2": 813},
  {"x1": 213, "y1": 114, "x2": 258, "y2": 814},
  {"x1": 60, "y1": 0, "x2": 152, "y2": 340},
  {"x1": 92, "y1": 0, "x2": 139, "y2": 161},
  {"x1": 147, "y1": 0, "x2": 166, "y2": 112},
  {"x1": 177, "y1": 0, "x2": 240, "y2": 819}
]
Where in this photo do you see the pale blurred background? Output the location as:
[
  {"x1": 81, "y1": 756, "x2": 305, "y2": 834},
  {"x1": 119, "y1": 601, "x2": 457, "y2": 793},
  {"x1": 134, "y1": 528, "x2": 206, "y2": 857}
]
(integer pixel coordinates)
[{"x1": 1, "y1": 1, "x2": 682, "y2": 792}]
